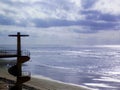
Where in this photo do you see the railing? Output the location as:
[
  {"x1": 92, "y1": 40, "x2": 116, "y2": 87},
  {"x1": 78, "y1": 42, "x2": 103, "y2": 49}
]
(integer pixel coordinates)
[
  {"x1": 0, "y1": 50, "x2": 17, "y2": 55},
  {"x1": 22, "y1": 71, "x2": 31, "y2": 77},
  {"x1": 0, "y1": 49, "x2": 30, "y2": 57},
  {"x1": 21, "y1": 50, "x2": 30, "y2": 57}
]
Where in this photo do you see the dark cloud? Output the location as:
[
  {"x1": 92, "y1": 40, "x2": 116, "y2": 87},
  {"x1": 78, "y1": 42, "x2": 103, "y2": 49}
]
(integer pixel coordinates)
[
  {"x1": 98, "y1": 14, "x2": 120, "y2": 22},
  {"x1": 82, "y1": 0, "x2": 96, "y2": 9},
  {"x1": 1, "y1": 0, "x2": 28, "y2": 6},
  {"x1": 32, "y1": 18, "x2": 118, "y2": 32},
  {"x1": 32, "y1": 19, "x2": 76, "y2": 27},
  {"x1": 0, "y1": 16, "x2": 117, "y2": 33},
  {"x1": 0, "y1": 0, "x2": 13, "y2": 5},
  {"x1": 82, "y1": 10, "x2": 120, "y2": 22},
  {"x1": 71, "y1": 29, "x2": 97, "y2": 34},
  {"x1": 0, "y1": 15, "x2": 15, "y2": 25},
  {"x1": 79, "y1": 10, "x2": 120, "y2": 31}
]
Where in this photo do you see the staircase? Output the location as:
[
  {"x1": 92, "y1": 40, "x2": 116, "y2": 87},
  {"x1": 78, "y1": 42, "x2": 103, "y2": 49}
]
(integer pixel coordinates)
[
  {"x1": 0, "y1": 32, "x2": 30, "y2": 90},
  {"x1": 8, "y1": 51, "x2": 31, "y2": 90}
]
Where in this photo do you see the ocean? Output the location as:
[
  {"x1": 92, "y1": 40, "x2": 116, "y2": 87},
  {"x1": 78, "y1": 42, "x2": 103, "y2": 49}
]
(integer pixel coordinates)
[{"x1": 4, "y1": 45, "x2": 120, "y2": 90}]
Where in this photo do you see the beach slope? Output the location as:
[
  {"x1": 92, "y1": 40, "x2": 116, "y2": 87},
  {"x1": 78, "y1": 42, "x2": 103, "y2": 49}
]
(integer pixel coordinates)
[{"x1": 0, "y1": 68, "x2": 91, "y2": 90}]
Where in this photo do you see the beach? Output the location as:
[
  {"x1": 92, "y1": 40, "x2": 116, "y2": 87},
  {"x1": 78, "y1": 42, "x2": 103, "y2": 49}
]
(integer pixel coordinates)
[{"x1": 0, "y1": 67, "x2": 90, "y2": 90}]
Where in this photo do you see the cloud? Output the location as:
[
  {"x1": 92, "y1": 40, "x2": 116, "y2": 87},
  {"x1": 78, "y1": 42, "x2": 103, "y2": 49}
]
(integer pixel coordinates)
[
  {"x1": 91, "y1": 0, "x2": 120, "y2": 15},
  {"x1": 82, "y1": 0, "x2": 96, "y2": 9},
  {"x1": 0, "y1": 0, "x2": 84, "y2": 20},
  {"x1": 0, "y1": 0, "x2": 120, "y2": 35},
  {"x1": 0, "y1": 0, "x2": 85, "y2": 27},
  {"x1": 82, "y1": 10, "x2": 120, "y2": 21},
  {"x1": 0, "y1": 25, "x2": 79, "y2": 45},
  {"x1": 0, "y1": 25, "x2": 120, "y2": 46}
]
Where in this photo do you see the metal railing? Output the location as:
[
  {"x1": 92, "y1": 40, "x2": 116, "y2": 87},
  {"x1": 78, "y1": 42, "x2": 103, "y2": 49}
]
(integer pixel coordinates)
[
  {"x1": 21, "y1": 50, "x2": 30, "y2": 57},
  {"x1": 0, "y1": 49, "x2": 30, "y2": 57},
  {"x1": 22, "y1": 71, "x2": 31, "y2": 77}
]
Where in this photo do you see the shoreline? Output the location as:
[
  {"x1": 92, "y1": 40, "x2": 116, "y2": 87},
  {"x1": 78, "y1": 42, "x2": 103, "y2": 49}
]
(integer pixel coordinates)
[{"x1": 0, "y1": 67, "x2": 91, "y2": 90}]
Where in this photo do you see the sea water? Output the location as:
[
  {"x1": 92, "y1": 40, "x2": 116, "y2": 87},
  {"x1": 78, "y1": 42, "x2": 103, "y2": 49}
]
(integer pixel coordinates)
[{"x1": 22, "y1": 45, "x2": 120, "y2": 90}]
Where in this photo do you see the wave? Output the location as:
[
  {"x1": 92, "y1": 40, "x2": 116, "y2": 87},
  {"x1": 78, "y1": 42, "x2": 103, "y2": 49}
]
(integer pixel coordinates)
[
  {"x1": 84, "y1": 83, "x2": 117, "y2": 89},
  {"x1": 36, "y1": 64, "x2": 82, "y2": 72},
  {"x1": 30, "y1": 49, "x2": 120, "y2": 60}
]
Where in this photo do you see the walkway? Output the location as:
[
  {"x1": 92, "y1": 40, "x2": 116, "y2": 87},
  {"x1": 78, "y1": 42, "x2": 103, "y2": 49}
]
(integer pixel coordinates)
[{"x1": 0, "y1": 49, "x2": 30, "y2": 58}]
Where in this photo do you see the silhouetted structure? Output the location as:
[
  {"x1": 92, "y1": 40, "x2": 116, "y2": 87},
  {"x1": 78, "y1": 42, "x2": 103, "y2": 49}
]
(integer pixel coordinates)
[{"x1": 0, "y1": 32, "x2": 30, "y2": 90}]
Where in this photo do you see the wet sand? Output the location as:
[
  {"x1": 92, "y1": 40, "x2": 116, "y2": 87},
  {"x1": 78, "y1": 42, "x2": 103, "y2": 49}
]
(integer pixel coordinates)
[{"x1": 0, "y1": 67, "x2": 91, "y2": 90}]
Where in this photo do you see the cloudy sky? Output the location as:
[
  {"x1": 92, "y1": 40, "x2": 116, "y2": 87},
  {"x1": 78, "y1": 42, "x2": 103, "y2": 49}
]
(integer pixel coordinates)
[{"x1": 0, "y1": 0, "x2": 120, "y2": 46}]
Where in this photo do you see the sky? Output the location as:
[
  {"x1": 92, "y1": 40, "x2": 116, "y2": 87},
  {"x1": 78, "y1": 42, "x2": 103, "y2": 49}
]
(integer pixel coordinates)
[{"x1": 0, "y1": 0, "x2": 120, "y2": 46}]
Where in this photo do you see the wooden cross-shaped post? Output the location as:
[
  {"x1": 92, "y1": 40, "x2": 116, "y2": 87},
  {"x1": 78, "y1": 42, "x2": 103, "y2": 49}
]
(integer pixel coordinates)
[
  {"x1": 9, "y1": 32, "x2": 29, "y2": 90},
  {"x1": 9, "y1": 32, "x2": 29, "y2": 57}
]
